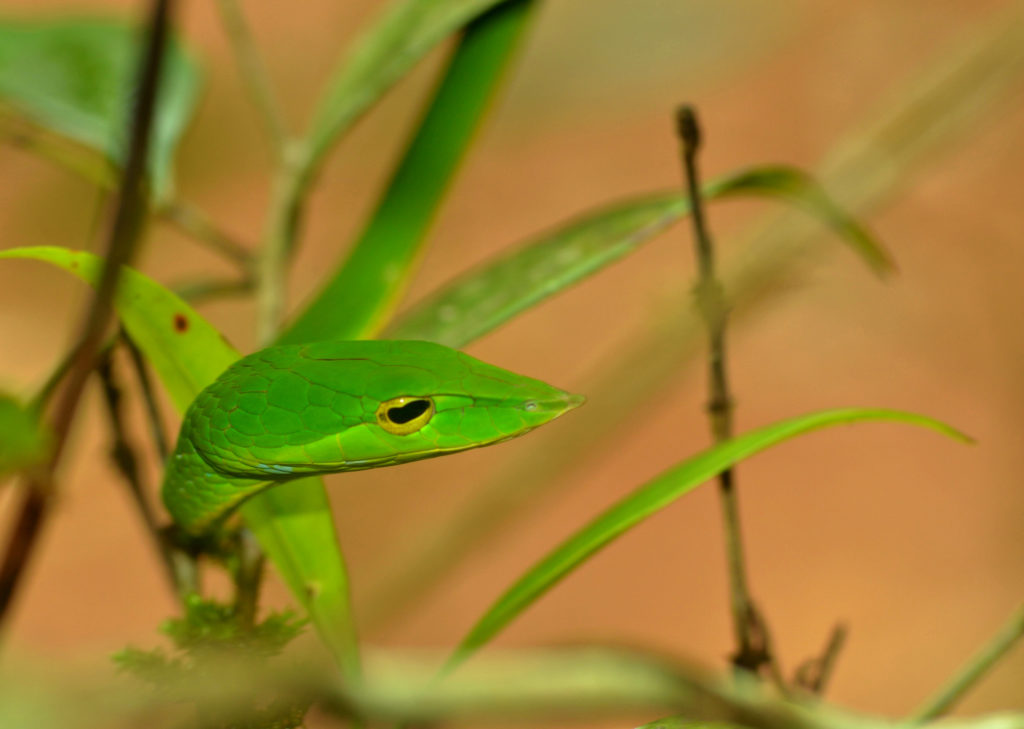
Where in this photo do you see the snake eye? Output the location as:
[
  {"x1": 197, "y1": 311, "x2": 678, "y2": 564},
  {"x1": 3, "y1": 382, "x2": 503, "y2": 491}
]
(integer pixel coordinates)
[{"x1": 376, "y1": 397, "x2": 435, "y2": 435}]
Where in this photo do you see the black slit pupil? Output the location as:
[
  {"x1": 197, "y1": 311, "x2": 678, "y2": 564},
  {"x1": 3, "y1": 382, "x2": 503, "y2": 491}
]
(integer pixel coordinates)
[{"x1": 387, "y1": 400, "x2": 430, "y2": 424}]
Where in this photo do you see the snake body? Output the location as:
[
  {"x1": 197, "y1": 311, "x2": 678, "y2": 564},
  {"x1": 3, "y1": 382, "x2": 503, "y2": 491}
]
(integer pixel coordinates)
[{"x1": 161, "y1": 340, "x2": 582, "y2": 531}]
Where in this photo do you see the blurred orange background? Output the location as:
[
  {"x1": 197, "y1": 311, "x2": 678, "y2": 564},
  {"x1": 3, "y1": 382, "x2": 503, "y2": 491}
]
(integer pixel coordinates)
[{"x1": 0, "y1": 0, "x2": 1022, "y2": 719}]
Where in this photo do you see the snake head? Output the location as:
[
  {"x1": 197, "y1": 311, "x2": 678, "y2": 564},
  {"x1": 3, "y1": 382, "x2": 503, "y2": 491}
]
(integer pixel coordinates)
[{"x1": 187, "y1": 340, "x2": 584, "y2": 479}]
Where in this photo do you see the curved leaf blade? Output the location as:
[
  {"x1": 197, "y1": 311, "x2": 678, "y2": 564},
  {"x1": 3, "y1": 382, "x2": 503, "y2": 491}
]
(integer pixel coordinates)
[
  {"x1": 305, "y1": 0, "x2": 510, "y2": 168},
  {"x1": 386, "y1": 166, "x2": 890, "y2": 347},
  {"x1": 445, "y1": 408, "x2": 969, "y2": 671},
  {"x1": 0, "y1": 17, "x2": 201, "y2": 200},
  {"x1": 0, "y1": 246, "x2": 359, "y2": 675},
  {"x1": 714, "y1": 165, "x2": 893, "y2": 274},
  {"x1": 0, "y1": 247, "x2": 229, "y2": 407},
  {"x1": 281, "y1": 0, "x2": 535, "y2": 345},
  {"x1": 0, "y1": 393, "x2": 49, "y2": 479}
]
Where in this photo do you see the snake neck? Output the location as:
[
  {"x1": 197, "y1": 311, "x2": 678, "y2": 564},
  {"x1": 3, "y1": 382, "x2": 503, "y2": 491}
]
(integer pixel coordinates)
[{"x1": 161, "y1": 434, "x2": 270, "y2": 534}]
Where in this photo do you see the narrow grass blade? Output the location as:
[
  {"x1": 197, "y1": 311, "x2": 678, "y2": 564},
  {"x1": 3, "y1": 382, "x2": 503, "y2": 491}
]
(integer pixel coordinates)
[
  {"x1": 281, "y1": 0, "x2": 535, "y2": 345},
  {"x1": 0, "y1": 393, "x2": 49, "y2": 480},
  {"x1": 0, "y1": 17, "x2": 201, "y2": 201},
  {"x1": 445, "y1": 408, "x2": 969, "y2": 670},
  {"x1": 0, "y1": 246, "x2": 359, "y2": 674},
  {"x1": 909, "y1": 603, "x2": 1024, "y2": 721},
  {"x1": 303, "y1": 0, "x2": 511, "y2": 174},
  {"x1": 386, "y1": 165, "x2": 888, "y2": 347}
]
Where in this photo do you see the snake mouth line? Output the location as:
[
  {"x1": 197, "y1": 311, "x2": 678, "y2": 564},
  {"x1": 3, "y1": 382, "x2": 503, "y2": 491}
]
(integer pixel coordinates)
[{"x1": 200, "y1": 391, "x2": 585, "y2": 480}]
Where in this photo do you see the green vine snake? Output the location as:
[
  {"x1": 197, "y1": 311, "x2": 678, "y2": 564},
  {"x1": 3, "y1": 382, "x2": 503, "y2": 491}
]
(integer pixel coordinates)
[{"x1": 161, "y1": 340, "x2": 583, "y2": 532}]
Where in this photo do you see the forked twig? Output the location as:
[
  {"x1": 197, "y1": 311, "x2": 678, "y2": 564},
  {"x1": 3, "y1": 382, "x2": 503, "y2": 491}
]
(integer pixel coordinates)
[
  {"x1": 675, "y1": 105, "x2": 782, "y2": 683},
  {"x1": 795, "y1": 623, "x2": 848, "y2": 695}
]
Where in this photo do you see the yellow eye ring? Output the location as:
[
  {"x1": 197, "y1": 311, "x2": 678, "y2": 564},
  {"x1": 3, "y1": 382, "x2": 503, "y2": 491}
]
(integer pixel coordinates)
[{"x1": 376, "y1": 397, "x2": 435, "y2": 435}]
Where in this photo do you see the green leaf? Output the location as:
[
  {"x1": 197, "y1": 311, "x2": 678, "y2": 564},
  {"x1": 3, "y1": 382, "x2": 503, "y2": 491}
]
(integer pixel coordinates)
[
  {"x1": 304, "y1": 0, "x2": 511, "y2": 171},
  {"x1": 720, "y1": 166, "x2": 893, "y2": 274},
  {"x1": 1, "y1": 248, "x2": 230, "y2": 407},
  {"x1": 280, "y1": 0, "x2": 535, "y2": 345},
  {"x1": 445, "y1": 408, "x2": 969, "y2": 671},
  {"x1": 385, "y1": 192, "x2": 681, "y2": 346},
  {"x1": 0, "y1": 247, "x2": 359, "y2": 676},
  {"x1": 0, "y1": 17, "x2": 202, "y2": 201},
  {"x1": 386, "y1": 165, "x2": 890, "y2": 347},
  {"x1": 0, "y1": 393, "x2": 49, "y2": 479}
]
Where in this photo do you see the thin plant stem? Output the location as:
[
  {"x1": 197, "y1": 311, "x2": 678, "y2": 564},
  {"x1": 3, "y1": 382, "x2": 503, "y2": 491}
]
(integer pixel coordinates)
[
  {"x1": 96, "y1": 347, "x2": 198, "y2": 600},
  {"x1": 0, "y1": 0, "x2": 173, "y2": 629},
  {"x1": 910, "y1": 604, "x2": 1024, "y2": 721},
  {"x1": 233, "y1": 529, "x2": 266, "y2": 630},
  {"x1": 210, "y1": 0, "x2": 303, "y2": 621},
  {"x1": 233, "y1": 8, "x2": 309, "y2": 612},
  {"x1": 122, "y1": 333, "x2": 170, "y2": 460},
  {"x1": 27, "y1": 339, "x2": 108, "y2": 413},
  {"x1": 96, "y1": 349, "x2": 182, "y2": 596},
  {"x1": 0, "y1": 112, "x2": 117, "y2": 187},
  {"x1": 157, "y1": 200, "x2": 254, "y2": 270},
  {"x1": 242, "y1": 155, "x2": 305, "y2": 618},
  {"x1": 212, "y1": 0, "x2": 289, "y2": 154},
  {"x1": 675, "y1": 105, "x2": 779, "y2": 681},
  {"x1": 173, "y1": 275, "x2": 255, "y2": 304},
  {"x1": 257, "y1": 145, "x2": 305, "y2": 344}
]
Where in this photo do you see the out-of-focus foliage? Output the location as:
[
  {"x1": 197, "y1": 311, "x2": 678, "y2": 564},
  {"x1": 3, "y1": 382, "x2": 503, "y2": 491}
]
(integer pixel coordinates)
[
  {"x1": 0, "y1": 17, "x2": 200, "y2": 199},
  {"x1": 305, "y1": 0, "x2": 511, "y2": 166},
  {"x1": 115, "y1": 595, "x2": 308, "y2": 729},
  {"x1": 0, "y1": 392, "x2": 48, "y2": 478}
]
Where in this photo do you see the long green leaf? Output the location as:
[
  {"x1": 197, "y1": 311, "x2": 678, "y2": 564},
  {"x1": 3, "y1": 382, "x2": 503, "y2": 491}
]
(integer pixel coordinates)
[
  {"x1": 0, "y1": 17, "x2": 201, "y2": 201},
  {"x1": 0, "y1": 246, "x2": 359, "y2": 675},
  {"x1": 445, "y1": 408, "x2": 969, "y2": 671},
  {"x1": 303, "y1": 0, "x2": 511, "y2": 173},
  {"x1": 0, "y1": 392, "x2": 49, "y2": 479},
  {"x1": 281, "y1": 0, "x2": 535, "y2": 345},
  {"x1": 385, "y1": 165, "x2": 890, "y2": 347}
]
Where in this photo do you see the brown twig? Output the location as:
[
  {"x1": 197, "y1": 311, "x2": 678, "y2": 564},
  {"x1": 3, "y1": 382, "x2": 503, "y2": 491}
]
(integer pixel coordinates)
[
  {"x1": 794, "y1": 623, "x2": 848, "y2": 695},
  {"x1": 122, "y1": 333, "x2": 170, "y2": 460},
  {"x1": 96, "y1": 348, "x2": 180, "y2": 594},
  {"x1": 232, "y1": 529, "x2": 266, "y2": 630},
  {"x1": 675, "y1": 105, "x2": 781, "y2": 683},
  {"x1": 0, "y1": 0, "x2": 174, "y2": 629}
]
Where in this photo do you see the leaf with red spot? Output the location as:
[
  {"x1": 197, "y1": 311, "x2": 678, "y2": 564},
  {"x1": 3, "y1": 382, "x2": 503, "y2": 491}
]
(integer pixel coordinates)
[{"x1": 0, "y1": 246, "x2": 360, "y2": 673}]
